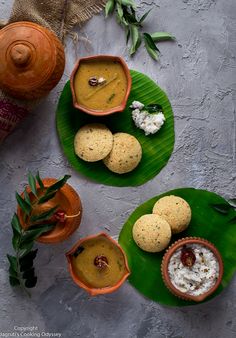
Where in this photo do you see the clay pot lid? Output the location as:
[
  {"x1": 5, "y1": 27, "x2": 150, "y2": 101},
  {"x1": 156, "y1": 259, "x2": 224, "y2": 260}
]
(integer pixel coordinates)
[
  {"x1": 0, "y1": 21, "x2": 58, "y2": 92},
  {"x1": 17, "y1": 178, "x2": 82, "y2": 243},
  {"x1": 66, "y1": 232, "x2": 131, "y2": 296},
  {"x1": 70, "y1": 55, "x2": 132, "y2": 116},
  {"x1": 161, "y1": 237, "x2": 224, "y2": 302}
]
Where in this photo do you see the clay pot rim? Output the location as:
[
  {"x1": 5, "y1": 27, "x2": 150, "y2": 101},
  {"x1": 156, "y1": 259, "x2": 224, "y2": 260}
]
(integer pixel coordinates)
[
  {"x1": 66, "y1": 232, "x2": 131, "y2": 296},
  {"x1": 17, "y1": 178, "x2": 82, "y2": 244},
  {"x1": 161, "y1": 237, "x2": 224, "y2": 302},
  {"x1": 70, "y1": 55, "x2": 132, "y2": 116}
]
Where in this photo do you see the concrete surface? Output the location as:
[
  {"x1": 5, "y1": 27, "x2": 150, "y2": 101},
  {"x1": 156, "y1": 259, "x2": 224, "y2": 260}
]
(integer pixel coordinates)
[{"x1": 0, "y1": 0, "x2": 236, "y2": 337}]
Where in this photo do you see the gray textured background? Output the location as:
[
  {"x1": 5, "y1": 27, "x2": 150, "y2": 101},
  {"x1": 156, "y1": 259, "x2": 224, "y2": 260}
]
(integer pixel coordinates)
[{"x1": 0, "y1": 0, "x2": 236, "y2": 337}]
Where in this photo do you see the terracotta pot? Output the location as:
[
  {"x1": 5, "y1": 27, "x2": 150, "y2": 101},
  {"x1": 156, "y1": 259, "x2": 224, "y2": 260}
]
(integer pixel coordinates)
[
  {"x1": 17, "y1": 178, "x2": 82, "y2": 243},
  {"x1": 161, "y1": 237, "x2": 224, "y2": 302},
  {"x1": 70, "y1": 55, "x2": 132, "y2": 116},
  {"x1": 66, "y1": 232, "x2": 130, "y2": 296},
  {"x1": 0, "y1": 21, "x2": 65, "y2": 100}
]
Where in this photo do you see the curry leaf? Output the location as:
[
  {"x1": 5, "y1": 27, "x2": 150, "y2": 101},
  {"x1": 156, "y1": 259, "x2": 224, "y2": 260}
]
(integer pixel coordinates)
[
  {"x1": 20, "y1": 224, "x2": 55, "y2": 246},
  {"x1": 7, "y1": 254, "x2": 17, "y2": 272},
  {"x1": 130, "y1": 24, "x2": 141, "y2": 55},
  {"x1": 16, "y1": 192, "x2": 31, "y2": 216},
  {"x1": 38, "y1": 191, "x2": 57, "y2": 204},
  {"x1": 139, "y1": 8, "x2": 152, "y2": 23},
  {"x1": 144, "y1": 33, "x2": 160, "y2": 60},
  {"x1": 150, "y1": 32, "x2": 175, "y2": 42},
  {"x1": 11, "y1": 213, "x2": 22, "y2": 234},
  {"x1": 105, "y1": 0, "x2": 115, "y2": 17},
  {"x1": 36, "y1": 171, "x2": 44, "y2": 190},
  {"x1": 25, "y1": 277, "x2": 37, "y2": 288},
  {"x1": 28, "y1": 172, "x2": 37, "y2": 197},
  {"x1": 24, "y1": 189, "x2": 31, "y2": 205},
  {"x1": 46, "y1": 175, "x2": 71, "y2": 194},
  {"x1": 30, "y1": 206, "x2": 58, "y2": 224}
]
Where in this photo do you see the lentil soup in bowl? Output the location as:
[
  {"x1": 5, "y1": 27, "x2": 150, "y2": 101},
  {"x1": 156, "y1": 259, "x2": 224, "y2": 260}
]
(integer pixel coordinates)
[{"x1": 70, "y1": 55, "x2": 132, "y2": 116}]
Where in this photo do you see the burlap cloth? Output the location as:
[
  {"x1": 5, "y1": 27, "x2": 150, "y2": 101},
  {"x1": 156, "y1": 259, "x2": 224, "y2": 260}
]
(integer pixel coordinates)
[{"x1": 0, "y1": 0, "x2": 106, "y2": 143}]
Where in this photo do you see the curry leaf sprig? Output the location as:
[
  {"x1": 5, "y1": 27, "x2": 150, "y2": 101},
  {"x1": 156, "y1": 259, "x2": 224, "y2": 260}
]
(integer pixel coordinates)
[
  {"x1": 105, "y1": 0, "x2": 175, "y2": 60},
  {"x1": 7, "y1": 172, "x2": 71, "y2": 296}
]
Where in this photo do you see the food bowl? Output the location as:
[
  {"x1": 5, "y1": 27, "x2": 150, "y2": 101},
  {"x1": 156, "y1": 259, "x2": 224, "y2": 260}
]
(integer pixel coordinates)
[
  {"x1": 17, "y1": 178, "x2": 82, "y2": 243},
  {"x1": 70, "y1": 55, "x2": 132, "y2": 116},
  {"x1": 66, "y1": 232, "x2": 130, "y2": 296},
  {"x1": 161, "y1": 237, "x2": 223, "y2": 302}
]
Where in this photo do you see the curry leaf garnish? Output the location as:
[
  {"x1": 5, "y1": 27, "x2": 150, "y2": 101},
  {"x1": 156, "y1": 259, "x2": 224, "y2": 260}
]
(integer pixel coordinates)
[
  {"x1": 73, "y1": 246, "x2": 85, "y2": 258},
  {"x1": 104, "y1": 1, "x2": 174, "y2": 60},
  {"x1": 7, "y1": 172, "x2": 71, "y2": 296}
]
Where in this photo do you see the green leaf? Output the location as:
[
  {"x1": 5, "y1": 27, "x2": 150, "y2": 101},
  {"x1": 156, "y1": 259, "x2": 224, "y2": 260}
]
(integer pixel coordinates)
[
  {"x1": 210, "y1": 203, "x2": 233, "y2": 215},
  {"x1": 9, "y1": 276, "x2": 20, "y2": 286},
  {"x1": 11, "y1": 213, "x2": 22, "y2": 234},
  {"x1": 116, "y1": 2, "x2": 124, "y2": 24},
  {"x1": 139, "y1": 8, "x2": 152, "y2": 23},
  {"x1": 20, "y1": 224, "x2": 55, "y2": 245},
  {"x1": 56, "y1": 71, "x2": 175, "y2": 187},
  {"x1": 9, "y1": 265, "x2": 18, "y2": 278},
  {"x1": 45, "y1": 175, "x2": 71, "y2": 194},
  {"x1": 119, "y1": 188, "x2": 236, "y2": 306},
  {"x1": 150, "y1": 32, "x2": 175, "y2": 42},
  {"x1": 28, "y1": 172, "x2": 37, "y2": 197},
  {"x1": 16, "y1": 192, "x2": 31, "y2": 216},
  {"x1": 105, "y1": 0, "x2": 115, "y2": 17},
  {"x1": 7, "y1": 254, "x2": 17, "y2": 271},
  {"x1": 144, "y1": 33, "x2": 160, "y2": 61},
  {"x1": 24, "y1": 189, "x2": 31, "y2": 205},
  {"x1": 143, "y1": 32, "x2": 160, "y2": 52},
  {"x1": 12, "y1": 229, "x2": 21, "y2": 251},
  {"x1": 38, "y1": 191, "x2": 57, "y2": 204},
  {"x1": 129, "y1": 24, "x2": 141, "y2": 55},
  {"x1": 30, "y1": 206, "x2": 58, "y2": 224},
  {"x1": 121, "y1": 0, "x2": 136, "y2": 8},
  {"x1": 36, "y1": 171, "x2": 44, "y2": 190}
]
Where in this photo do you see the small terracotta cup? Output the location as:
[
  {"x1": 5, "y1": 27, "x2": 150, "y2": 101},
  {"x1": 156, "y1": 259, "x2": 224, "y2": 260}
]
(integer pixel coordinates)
[
  {"x1": 70, "y1": 55, "x2": 132, "y2": 116},
  {"x1": 161, "y1": 237, "x2": 223, "y2": 302},
  {"x1": 17, "y1": 178, "x2": 82, "y2": 243},
  {"x1": 66, "y1": 232, "x2": 130, "y2": 296}
]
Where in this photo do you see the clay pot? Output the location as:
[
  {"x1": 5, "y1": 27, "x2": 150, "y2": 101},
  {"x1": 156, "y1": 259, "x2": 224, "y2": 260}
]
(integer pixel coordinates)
[
  {"x1": 66, "y1": 232, "x2": 130, "y2": 296},
  {"x1": 70, "y1": 55, "x2": 132, "y2": 116},
  {"x1": 161, "y1": 237, "x2": 224, "y2": 302},
  {"x1": 17, "y1": 178, "x2": 82, "y2": 243},
  {"x1": 0, "y1": 21, "x2": 65, "y2": 100}
]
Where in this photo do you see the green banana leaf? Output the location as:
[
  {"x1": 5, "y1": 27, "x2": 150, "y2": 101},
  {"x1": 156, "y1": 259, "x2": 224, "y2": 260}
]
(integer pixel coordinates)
[
  {"x1": 56, "y1": 70, "x2": 174, "y2": 187},
  {"x1": 118, "y1": 188, "x2": 236, "y2": 306}
]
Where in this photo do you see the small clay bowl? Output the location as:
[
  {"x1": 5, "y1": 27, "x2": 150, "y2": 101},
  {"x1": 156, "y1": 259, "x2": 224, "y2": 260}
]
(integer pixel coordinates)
[
  {"x1": 70, "y1": 55, "x2": 132, "y2": 116},
  {"x1": 66, "y1": 232, "x2": 130, "y2": 296},
  {"x1": 161, "y1": 237, "x2": 224, "y2": 302},
  {"x1": 17, "y1": 178, "x2": 82, "y2": 243}
]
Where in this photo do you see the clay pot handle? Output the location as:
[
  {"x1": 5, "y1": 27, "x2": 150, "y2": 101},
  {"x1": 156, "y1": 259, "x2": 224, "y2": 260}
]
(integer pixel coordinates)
[{"x1": 9, "y1": 44, "x2": 32, "y2": 67}]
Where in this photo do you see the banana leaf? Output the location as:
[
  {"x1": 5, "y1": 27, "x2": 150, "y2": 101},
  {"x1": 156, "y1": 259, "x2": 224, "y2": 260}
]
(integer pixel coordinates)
[
  {"x1": 56, "y1": 70, "x2": 174, "y2": 187},
  {"x1": 118, "y1": 188, "x2": 236, "y2": 306}
]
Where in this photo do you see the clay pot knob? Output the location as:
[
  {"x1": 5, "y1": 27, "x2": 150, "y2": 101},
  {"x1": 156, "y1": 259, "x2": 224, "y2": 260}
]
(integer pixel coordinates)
[{"x1": 10, "y1": 44, "x2": 31, "y2": 66}]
